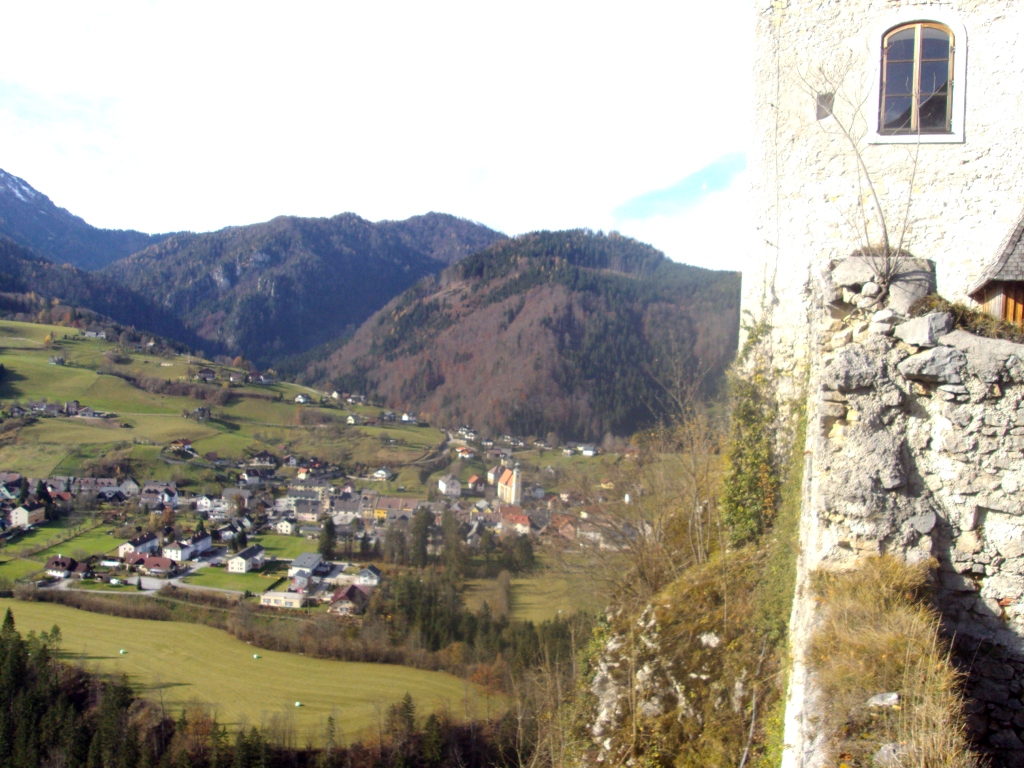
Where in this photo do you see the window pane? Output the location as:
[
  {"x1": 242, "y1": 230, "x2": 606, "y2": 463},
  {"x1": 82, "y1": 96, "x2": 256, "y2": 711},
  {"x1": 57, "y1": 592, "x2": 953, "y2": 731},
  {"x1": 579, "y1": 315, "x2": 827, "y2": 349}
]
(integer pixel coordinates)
[
  {"x1": 885, "y1": 61, "x2": 915, "y2": 94},
  {"x1": 883, "y1": 96, "x2": 913, "y2": 131},
  {"x1": 919, "y1": 61, "x2": 949, "y2": 95},
  {"x1": 886, "y1": 28, "x2": 916, "y2": 60},
  {"x1": 919, "y1": 91, "x2": 949, "y2": 131},
  {"x1": 921, "y1": 27, "x2": 950, "y2": 59}
]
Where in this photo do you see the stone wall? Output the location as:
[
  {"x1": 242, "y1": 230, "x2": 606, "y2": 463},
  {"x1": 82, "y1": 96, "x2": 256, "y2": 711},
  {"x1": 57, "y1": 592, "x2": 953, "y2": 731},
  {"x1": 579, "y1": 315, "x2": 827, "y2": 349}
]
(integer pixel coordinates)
[
  {"x1": 784, "y1": 258, "x2": 1024, "y2": 767},
  {"x1": 745, "y1": 0, "x2": 1024, "y2": 382}
]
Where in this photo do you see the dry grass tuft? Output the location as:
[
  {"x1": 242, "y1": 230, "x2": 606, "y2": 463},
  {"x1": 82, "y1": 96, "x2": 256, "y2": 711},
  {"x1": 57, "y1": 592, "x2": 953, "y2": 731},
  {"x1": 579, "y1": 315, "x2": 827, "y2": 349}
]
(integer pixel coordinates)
[
  {"x1": 808, "y1": 556, "x2": 984, "y2": 768},
  {"x1": 910, "y1": 294, "x2": 1024, "y2": 343}
]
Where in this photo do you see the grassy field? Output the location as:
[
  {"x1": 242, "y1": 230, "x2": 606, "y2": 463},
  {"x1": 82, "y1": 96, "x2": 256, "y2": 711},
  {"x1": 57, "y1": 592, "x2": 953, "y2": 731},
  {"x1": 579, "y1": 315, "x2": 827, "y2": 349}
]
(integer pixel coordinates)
[
  {"x1": 0, "y1": 598, "x2": 498, "y2": 742},
  {"x1": 0, "y1": 558, "x2": 44, "y2": 582},
  {"x1": 182, "y1": 562, "x2": 288, "y2": 592},
  {"x1": 252, "y1": 534, "x2": 319, "y2": 560},
  {"x1": 34, "y1": 527, "x2": 120, "y2": 560},
  {"x1": 462, "y1": 552, "x2": 607, "y2": 623}
]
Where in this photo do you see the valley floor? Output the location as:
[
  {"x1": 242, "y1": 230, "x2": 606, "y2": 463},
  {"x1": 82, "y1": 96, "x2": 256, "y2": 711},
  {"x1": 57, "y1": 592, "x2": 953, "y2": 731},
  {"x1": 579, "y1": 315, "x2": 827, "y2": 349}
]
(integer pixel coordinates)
[{"x1": 0, "y1": 598, "x2": 498, "y2": 744}]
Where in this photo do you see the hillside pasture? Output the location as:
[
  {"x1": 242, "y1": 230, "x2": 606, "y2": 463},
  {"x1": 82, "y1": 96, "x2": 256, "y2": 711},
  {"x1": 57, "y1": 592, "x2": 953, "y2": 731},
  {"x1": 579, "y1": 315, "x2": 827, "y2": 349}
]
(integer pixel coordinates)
[
  {"x1": 0, "y1": 598, "x2": 497, "y2": 742},
  {"x1": 0, "y1": 558, "x2": 44, "y2": 582},
  {"x1": 252, "y1": 534, "x2": 319, "y2": 560},
  {"x1": 182, "y1": 561, "x2": 288, "y2": 592}
]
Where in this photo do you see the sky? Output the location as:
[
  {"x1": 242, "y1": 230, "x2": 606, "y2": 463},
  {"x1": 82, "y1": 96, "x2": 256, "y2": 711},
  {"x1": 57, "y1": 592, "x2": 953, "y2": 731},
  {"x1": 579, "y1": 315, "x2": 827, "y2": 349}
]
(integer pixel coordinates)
[{"x1": 0, "y1": 1, "x2": 752, "y2": 272}]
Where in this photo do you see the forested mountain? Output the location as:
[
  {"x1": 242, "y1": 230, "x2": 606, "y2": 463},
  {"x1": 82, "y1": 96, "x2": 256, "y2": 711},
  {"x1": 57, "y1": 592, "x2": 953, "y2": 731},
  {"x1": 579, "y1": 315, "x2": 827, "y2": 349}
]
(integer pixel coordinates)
[
  {"x1": 0, "y1": 169, "x2": 170, "y2": 270},
  {"x1": 102, "y1": 212, "x2": 504, "y2": 364},
  {"x1": 309, "y1": 230, "x2": 741, "y2": 441},
  {"x1": 0, "y1": 236, "x2": 203, "y2": 347}
]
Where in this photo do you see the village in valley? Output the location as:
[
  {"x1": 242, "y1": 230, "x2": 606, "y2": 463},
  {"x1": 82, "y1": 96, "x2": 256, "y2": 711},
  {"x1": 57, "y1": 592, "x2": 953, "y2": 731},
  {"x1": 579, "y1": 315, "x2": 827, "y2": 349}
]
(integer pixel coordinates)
[{"x1": 0, "y1": 320, "x2": 623, "y2": 618}]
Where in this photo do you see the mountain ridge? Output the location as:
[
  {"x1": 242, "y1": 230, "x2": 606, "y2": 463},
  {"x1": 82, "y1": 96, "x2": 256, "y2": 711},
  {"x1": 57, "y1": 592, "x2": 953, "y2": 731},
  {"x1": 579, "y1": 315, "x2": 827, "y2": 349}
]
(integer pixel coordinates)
[
  {"x1": 0, "y1": 169, "x2": 172, "y2": 270},
  {"x1": 309, "y1": 229, "x2": 741, "y2": 441},
  {"x1": 101, "y1": 211, "x2": 505, "y2": 364}
]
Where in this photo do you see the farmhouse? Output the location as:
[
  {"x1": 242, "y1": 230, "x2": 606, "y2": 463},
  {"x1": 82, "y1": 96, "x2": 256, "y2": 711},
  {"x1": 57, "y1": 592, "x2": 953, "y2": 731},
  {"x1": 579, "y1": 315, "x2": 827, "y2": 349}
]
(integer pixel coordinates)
[
  {"x1": 249, "y1": 450, "x2": 278, "y2": 468},
  {"x1": 188, "y1": 530, "x2": 212, "y2": 554},
  {"x1": 118, "y1": 532, "x2": 159, "y2": 558},
  {"x1": 328, "y1": 584, "x2": 370, "y2": 615},
  {"x1": 500, "y1": 506, "x2": 532, "y2": 536},
  {"x1": 139, "y1": 556, "x2": 178, "y2": 576},
  {"x1": 466, "y1": 475, "x2": 485, "y2": 494},
  {"x1": 437, "y1": 474, "x2": 461, "y2": 498},
  {"x1": 163, "y1": 540, "x2": 193, "y2": 562},
  {"x1": 141, "y1": 482, "x2": 178, "y2": 507},
  {"x1": 240, "y1": 469, "x2": 273, "y2": 486},
  {"x1": 9, "y1": 504, "x2": 46, "y2": 528},
  {"x1": 222, "y1": 488, "x2": 251, "y2": 509},
  {"x1": 44, "y1": 555, "x2": 77, "y2": 579},
  {"x1": 294, "y1": 394, "x2": 311, "y2": 404},
  {"x1": 228, "y1": 545, "x2": 265, "y2": 573}
]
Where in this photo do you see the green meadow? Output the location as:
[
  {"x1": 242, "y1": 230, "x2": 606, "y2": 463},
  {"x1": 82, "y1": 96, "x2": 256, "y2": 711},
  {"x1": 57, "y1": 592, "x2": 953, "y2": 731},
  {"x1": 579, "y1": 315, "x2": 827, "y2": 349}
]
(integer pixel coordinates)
[
  {"x1": 0, "y1": 598, "x2": 497, "y2": 742},
  {"x1": 0, "y1": 320, "x2": 444, "y2": 491}
]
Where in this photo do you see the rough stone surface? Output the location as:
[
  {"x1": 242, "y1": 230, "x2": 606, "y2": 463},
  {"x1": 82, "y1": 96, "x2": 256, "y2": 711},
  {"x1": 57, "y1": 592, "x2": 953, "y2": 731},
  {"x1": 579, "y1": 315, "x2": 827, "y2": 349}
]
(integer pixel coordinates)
[
  {"x1": 887, "y1": 263, "x2": 937, "y2": 315},
  {"x1": 822, "y1": 346, "x2": 880, "y2": 391},
  {"x1": 894, "y1": 312, "x2": 954, "y2": 347},
  {"x1": 801, "y1": 321, "x2": 1024, "y2": 765},
  {"x1": 897, "y1": 346, "x2": 967, "y2": 384},
  {"x1": 939, "y1": 330, "x2": 1024, "y2": 384},
  {"x1": 745, "y1": 2, "x2": 1024, "y2": 766}
]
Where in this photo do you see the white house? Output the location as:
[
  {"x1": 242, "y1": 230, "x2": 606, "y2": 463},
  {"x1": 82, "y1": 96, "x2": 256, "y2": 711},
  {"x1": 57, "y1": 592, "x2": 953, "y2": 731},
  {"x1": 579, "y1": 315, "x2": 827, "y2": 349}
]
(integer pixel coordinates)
[
  {"x1": 45, "y1": 555, "x2": 77, "y2": 579},
  {"x1": 228, "y1": 544, "x2": 265, "y2": 573},
  {"x1": 9, "y1": 504, "x2": 46, "y2": 528},
  {"x1": 289, "y1": 552, "x2": 324, "y2": 578},
  {"x1": 294, "y1": 394, "x2": 312, "y2": 404},
  {"x1": 163, "y1": 541, "x2": 194, "y2": 562},
  {"x1": 276, "y1": 517, "x2": 298, "y2": 535},
  {"x1": 356, "y1": 565, "x2": 382, "y2": 586},
  {"x1": 193, "y1": 531, "x2": 212, "y2": 553},
  {"x1": 437, "y1": 474, "x2": 461, "y2": 498},
  {"x1": 117, "y1": 532, "x2": 159, "y2": 559}
]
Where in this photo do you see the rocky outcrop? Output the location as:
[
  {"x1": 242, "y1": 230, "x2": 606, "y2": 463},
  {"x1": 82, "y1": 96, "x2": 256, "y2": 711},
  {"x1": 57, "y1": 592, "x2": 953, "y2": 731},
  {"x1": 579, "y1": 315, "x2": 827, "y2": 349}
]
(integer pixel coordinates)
[{"x1": 786, "y1": 256, "x2": 1024, "y2": 767}]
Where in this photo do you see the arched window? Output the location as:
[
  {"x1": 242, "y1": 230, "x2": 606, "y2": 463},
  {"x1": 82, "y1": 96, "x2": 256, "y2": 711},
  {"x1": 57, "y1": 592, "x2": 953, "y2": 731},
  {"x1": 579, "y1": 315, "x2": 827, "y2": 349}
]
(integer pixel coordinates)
[{"x1": 880, "y1": 22, "x2": 953, "y2": 135}]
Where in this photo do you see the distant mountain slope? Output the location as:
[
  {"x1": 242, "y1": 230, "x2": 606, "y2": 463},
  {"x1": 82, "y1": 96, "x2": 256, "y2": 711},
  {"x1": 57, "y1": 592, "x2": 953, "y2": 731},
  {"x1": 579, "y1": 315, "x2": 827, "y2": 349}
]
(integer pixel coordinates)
[
  {"x1": 310, "y1": 230, "x2": 741, "y2": 441},
  {"x1": 0, "y1": 236, "x2": 203, "y2": 348},
  {"x1": 0, "y1": 169, "x2": 170, "y2": 270},
  {"x1": 102, "y1": 213, "x2": 505, "y2": 364}
]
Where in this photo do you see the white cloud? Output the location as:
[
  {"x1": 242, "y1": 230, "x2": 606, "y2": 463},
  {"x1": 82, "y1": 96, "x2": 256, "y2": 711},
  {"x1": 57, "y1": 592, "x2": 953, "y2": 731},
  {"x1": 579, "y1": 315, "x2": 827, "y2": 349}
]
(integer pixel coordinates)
[
  {"x1": 0, "y1": 0, "x2": 752, "y2": 269},
  {"x1": 612, "y1": 172, "x2": 749, "y2": 273}
]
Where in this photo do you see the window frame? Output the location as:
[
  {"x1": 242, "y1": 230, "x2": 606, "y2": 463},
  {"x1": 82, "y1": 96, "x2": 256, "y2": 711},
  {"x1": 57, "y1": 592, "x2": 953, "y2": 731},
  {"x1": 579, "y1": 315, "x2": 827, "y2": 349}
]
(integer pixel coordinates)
[
  {"x1": 879, "y1": 22, "x2": 953, "y2": 135},
  {"x1": 867, "y1": 12, "x2": 967, "y2": 145}
]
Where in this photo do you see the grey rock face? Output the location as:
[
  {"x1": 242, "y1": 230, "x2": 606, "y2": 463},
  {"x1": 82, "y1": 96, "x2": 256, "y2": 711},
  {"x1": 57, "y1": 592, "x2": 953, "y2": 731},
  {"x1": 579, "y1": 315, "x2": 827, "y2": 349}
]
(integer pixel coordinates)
[
  {"x1": 898, "y1": 346, "x2": 967, "y2": 384},
  {"x1": 823, "y1": 346, "x2": 880, "y2": 391},
  {"x1": 938, "y1": 329, "x2": 1024, "y2": 383},
  {"x1": 831, "y1": 256, "x2": 878, "y2": 288},
  {"x1": 887, "y1": 262, "x2": 936, "y2": 315},
  {"x1": 894, "y1": 312, "x2": 953, "y2": 347}
]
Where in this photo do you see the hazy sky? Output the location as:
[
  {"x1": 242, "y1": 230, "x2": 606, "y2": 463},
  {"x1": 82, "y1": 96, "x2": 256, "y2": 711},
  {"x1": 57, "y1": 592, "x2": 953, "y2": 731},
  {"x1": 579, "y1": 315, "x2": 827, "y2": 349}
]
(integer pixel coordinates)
[{"x1": 0, "y1": 1, "x2": 752, "y2": 272}]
